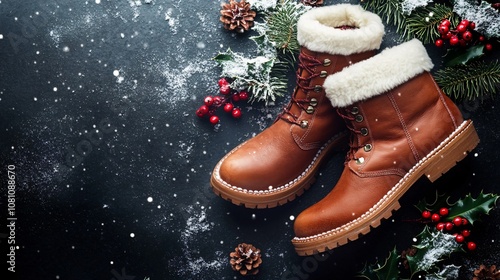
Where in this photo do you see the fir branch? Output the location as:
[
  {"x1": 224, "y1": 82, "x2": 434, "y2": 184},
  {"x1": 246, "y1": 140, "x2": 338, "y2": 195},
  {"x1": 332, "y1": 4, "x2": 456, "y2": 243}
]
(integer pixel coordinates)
[
  {"x1": 405, "y1": 4, "x2": 458, "y2": 44},
  {"x1": 434, "y1": 60, "x2": 500, "y2": 100},
  {"x1": 362, "y1": 0, "x2": 408, "y2": 37}
]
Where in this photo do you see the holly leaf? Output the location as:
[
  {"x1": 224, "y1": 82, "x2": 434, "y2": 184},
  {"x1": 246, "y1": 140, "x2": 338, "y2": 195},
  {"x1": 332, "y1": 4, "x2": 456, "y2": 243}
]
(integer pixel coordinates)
[
  {"x1": 445, "y1": 191, "x2": 499, "y2": 225},
  {"x1": 356, "y1": 262, "x2": 378, "y2": 280},
  {"x1": 444, "y1": 45, "x2": 484, "y2": 67},
  {"x1": 374, "y1": 247, "x2": 400, "y2": 280},
  {"x1": 415, "y1": 191, "x2": 450, "y2": 212},
  {"x1": 407, "y1": 226, "x2": 462, "y2": 277},
  {"x1": 213, "y1": 49, "x2": 235, "y2": 63}
]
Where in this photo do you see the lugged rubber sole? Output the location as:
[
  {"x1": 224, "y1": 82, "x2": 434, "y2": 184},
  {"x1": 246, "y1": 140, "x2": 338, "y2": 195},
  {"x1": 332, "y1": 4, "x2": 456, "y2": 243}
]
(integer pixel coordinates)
[
  {"x1": 292, "y1": 120, "x2": 480, "y2": 256},
  {"x1": 210, "y1": 132, "x2": 348, "y2": 209}
]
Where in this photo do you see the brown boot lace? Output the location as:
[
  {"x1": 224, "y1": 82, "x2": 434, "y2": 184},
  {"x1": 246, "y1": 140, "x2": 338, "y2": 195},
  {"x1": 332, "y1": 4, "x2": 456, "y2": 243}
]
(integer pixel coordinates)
[
  {"x1": 277, "y1": 51, "x2": 322, "y2": 126},
  {"x1": 337, "y1": 108, "x2": 362, "y2": 163}
]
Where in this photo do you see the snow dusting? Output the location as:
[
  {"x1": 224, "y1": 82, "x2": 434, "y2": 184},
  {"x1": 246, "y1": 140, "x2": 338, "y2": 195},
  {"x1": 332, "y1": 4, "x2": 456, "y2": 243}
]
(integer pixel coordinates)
[
  {"x1": 401, "y1": 0, "x2": 433, "y2": 14},
  {"x1": 453, "y1": 0, "x2": 500, "y2": 38}
]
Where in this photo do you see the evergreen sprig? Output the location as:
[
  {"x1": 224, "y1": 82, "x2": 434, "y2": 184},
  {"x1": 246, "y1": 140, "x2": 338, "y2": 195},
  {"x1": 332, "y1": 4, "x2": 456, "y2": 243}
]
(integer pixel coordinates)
[
  {"x1": 405, "y1": 4, "x2": 458, "y2": 44},
  {"x1": 362, "y1": 0, "x2": 408, "y2": 36},
  {"x1": 434, "y1": 60, "x2": 500, "y2": 100}
]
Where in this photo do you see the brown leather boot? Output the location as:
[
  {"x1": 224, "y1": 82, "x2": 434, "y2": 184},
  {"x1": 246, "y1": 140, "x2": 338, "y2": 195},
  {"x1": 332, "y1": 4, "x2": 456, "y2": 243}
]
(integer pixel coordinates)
[
  {"x1": 210, "y1": 4, "x2": 385, "y2": 208},
  {"x1": 292, "y1": 39, "x2": 480, "y2": 255}
]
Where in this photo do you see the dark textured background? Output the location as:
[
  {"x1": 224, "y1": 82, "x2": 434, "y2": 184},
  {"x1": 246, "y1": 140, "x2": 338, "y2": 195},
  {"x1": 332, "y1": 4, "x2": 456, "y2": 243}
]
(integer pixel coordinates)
[{"x1": 0, "y1": 0, "x2": 499, "y2": 279}]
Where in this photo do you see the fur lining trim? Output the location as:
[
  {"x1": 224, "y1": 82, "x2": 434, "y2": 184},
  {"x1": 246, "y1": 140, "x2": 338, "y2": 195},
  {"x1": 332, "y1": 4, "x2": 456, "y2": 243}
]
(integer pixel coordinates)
[
  {"x1": 297, "y1": 4, "x2": 384, "y2": 55},
  {"x1": 323, "y1": 39, "x2": 434, "y2": 108}
]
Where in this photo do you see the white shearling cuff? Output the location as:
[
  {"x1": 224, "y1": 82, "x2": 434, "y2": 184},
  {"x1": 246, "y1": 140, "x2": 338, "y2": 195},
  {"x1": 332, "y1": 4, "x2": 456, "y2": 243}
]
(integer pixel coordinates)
[
  {"x1": 323, "y1": 39, "x2": 435, "y2": 108},
  {"x1": 297, "y1": 4, "x2": 385, "y2": 55}
]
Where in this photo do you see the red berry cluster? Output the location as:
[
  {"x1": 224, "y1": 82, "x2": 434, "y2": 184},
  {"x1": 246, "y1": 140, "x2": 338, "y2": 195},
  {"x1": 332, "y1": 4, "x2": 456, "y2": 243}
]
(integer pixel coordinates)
[
  {"x1": 195, "y1": 78, "x2": 249, "y2": 125},
  {"x1": 436, "y1": 19, "x2": 493, "y2": 51},
  {"x1": 421, "y1": 207, "x2": 477, "y2": 251}
]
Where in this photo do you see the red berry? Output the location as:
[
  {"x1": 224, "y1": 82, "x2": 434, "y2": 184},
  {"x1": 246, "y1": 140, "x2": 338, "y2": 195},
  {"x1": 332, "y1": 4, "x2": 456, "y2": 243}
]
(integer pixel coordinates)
[
  {"x1": 218, "y1": 78, "x2": 229, "y2": 87},
  {"x1": 459, "y1": 39, "x2": 467, "y2": 47},
  {"x1": 462, "y1": 229, "x2": 471, "y2": 237},
  {"x1": 445, "y1": 222, "x2": 454, "y2": 231},
  {"x1": 463, "y1": 31, "x2": 473, "y2": 41},
  {"x1": 422, "y1": 210, "x2": 432, "y2": 219},
  {"x1": 435, "y1": 39, "x2": 444, "y2": 47},
  {"x1": 467, "y1": 241, "x2": 477, "y2": 251},
  {"x1": 441, "y1": 19, "x2": 451, "y2": 27},
  {"x1": 436, "y1": 223, "x2": 445, "y2": 231},
  {"x1": 232, "y1": 94, "x2": 241, "y2": 102},
  {"x1": 442, "y1": 31, "x2": 452, "y2": 40},
  {"x1": 460, "y1": 19, "x2": 470, "y2": 28},
  {"x1": 213, "y1": 96, "x2": 222, "y2": 105},
  {"x1": 479, "y1": 35, "x2": 485, "y2": 42},
  {"x1": 438, "y1": 25, "x2": 449, "y2": 34},
  {"x1": 431, "y1": 213, "x2": 441, "y2": 222},
  {"x1": 209, "y1": 115, "x2": 219, "y2": 125},
  {"x1": 450, "y1": 36, "x2": 459, "y2": 46},
  {"x1": 204, "y1": 96, "x2": 214, "y2": 106},
  {"x1": 439, "y1": 208, "x2": 449, "y2": 217},
  {"x1": 231, "y1": 108, "x2": 242, "y2": 119},
  {"x1": 469, "y1": 22, "x2": 476, "y2": 30},
  {"x1": 238, "y1": 90, "x2": 249, "y2": 101},
  {"x1": 485, "y1": 43, "x2": 493, "y2": 51},
  {"x1": 223, "y1": 103, "x2": 234, "y2": 112},
  {"x1": 220, "y1": 85, "x2": 231, "y2": 95},
  {"x1": 455, "y1": 234, "x2": 465, "y2": 243},
  {"x1": 457, "y1": 24, "x2": 467, "y2": 33},
  {"x1": 462, "y1": 218, "x2": 469, "y2": 225},
  {"x1": 196, "y1": 105, "x2": 209, "y2": 117},
  {"x1": 453, "y1": 216, "x2": 463, "y2": 226}
]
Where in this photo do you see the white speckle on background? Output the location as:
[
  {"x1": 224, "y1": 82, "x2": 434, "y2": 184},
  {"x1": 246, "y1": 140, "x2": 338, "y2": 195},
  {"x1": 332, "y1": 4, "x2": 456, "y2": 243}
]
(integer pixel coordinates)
[
  {"x1": 130, "y1": 233, "x2": 135, "y2": 238},
  {"x1": 113, "y1": 70, "x2": 120, "y2": 77},
  {"x1": 147, "y1": 197, "x2": 153, "y2": 202},
  {"x1": 34, "y1": 97, "x2": 38, "y2": 101},
  {"x1": 53, "y1": 87, "x2": 58, "y2": 92},
  {"x1": 62, "y1": 46, "x2": 70, "y2": 52},
  {"x1": 0, "y1": 34, "x2": 3, "y2": 39},
  {"x1": 289, "y1": 215, "x2": 295, "y2": 221},
  {"x1": 95, "y1": 0, "x2": 100, "y2": 3},
  {"x1": 196, "y1": 42, "x2": 205, "y2": 49},
  {"x1": 120, "y1": 33, "x2": 125, "y2": 38}
]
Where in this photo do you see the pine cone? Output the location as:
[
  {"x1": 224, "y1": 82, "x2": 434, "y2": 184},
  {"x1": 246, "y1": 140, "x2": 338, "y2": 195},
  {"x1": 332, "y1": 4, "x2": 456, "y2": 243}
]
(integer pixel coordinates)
[
  {"x1": 229, "y1": 243, "x2": 262, "y2": 276},
  {"x1": 473, "y1": 264, "x2": 500, "y2": 280},
  {"x1": 220, "y1": 0, "x2": 256, "y2": 33},
  {"x1": 301, "y1": 0, "x2": 324, "y2": 7}
]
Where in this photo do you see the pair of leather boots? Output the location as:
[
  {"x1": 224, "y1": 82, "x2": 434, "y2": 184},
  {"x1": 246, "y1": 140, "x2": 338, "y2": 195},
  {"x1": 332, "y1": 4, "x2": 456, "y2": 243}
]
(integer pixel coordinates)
[{"x1": 210, "y1": 4, "x2": 480, "y2": 256}]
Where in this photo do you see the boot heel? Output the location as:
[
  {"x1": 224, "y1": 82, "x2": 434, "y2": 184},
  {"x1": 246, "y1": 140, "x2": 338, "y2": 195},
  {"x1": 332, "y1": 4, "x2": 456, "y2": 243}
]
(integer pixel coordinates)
[{"x1": 424, "y1": 120, "x2": 479, "y2": 182}]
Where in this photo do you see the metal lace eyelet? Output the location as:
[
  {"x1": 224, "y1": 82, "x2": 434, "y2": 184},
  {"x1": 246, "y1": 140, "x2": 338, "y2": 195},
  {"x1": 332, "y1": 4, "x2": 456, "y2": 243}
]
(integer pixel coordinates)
[
  {"x1": 314, "y1": 85, "x2": 322, "y2": 92},
  {"x1": 309, "y1": 98, "x2": 318, "y2": 107},
  {"x1": 323, "y1": 58, "x2": 331, "y2": 67},
  {"x1": 360, "y1": 128, "x2": 368, "y2": 136},
  {"x1": 320, "y1": 71, "x2": 327, "y2": 78},
  {"x1": 364, "y1": 144, "x2": 373, "y2": 152},
  {"x1": 351, "y1": 107, "x2": 359, "y2": 114},
  {"x1": 300, "y1": 120, "x2": 309, "y2": 128},
  {"x1": 355, "y1": 115, "x2": 364, "y2": 122},
  {"x1": 355, "y1": 157, "x2": 365, "y2": 164},
  {"x1": 306, "y1": 106, "x2": 315, "y2": 114}
]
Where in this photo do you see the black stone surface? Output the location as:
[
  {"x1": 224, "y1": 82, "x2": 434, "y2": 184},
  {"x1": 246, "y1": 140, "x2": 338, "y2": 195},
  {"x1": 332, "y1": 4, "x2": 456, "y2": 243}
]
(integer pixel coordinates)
[{"x1": 0, "y1": 1, "x2": 499, "y2": 279}]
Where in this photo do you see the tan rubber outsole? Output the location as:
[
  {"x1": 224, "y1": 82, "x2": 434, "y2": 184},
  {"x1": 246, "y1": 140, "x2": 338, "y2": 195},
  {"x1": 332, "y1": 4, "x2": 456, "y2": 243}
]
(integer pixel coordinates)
[
  {"x1": 210, "y1": 132, "x2": 348, "y2": 209},
  {"x1": 292, "y1": 120, "x2": 480, "y2": 256}
]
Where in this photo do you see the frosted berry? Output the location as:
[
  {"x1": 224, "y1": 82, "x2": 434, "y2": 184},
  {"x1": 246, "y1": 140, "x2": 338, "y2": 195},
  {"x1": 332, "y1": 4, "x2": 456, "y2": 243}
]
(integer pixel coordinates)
[
  {"x1": 431, "y1": 213, "x2": 441, "y2": 222},
  {"x1": 204, "y1": 96, "x2": 214, "y2": 106},
  {"x1": 223, "y1": 103, "x2": 234, "y2": 113},
  {"x1": 445, "y1": 222, "x2": 454, "y2": 231},
  {"x1": 436, "y1": 223, "x2": 445, "y2": 231},
  {"x1": 220, "y1": 85, "x2": 231, "y2": 95},
  {"x1": 218, "y1": 77, "x2": 229, "y2": 87},
  {"x1": 422, "y1": 210, "x2": 432, "y2": 219},
  {"x1": 450, "y1": 36, "x2": 459, "y2": 46},
  {"x1": 435, "y1": 39, "x2": 444, "y2": 48},
  {"x1": 463, "y1": 31, "x2": 473, "y2": 41},
  {"x1": 462, "y1": 229, "x2": 471, "y2": 237},
  {"x1": 455, "y1": 234, "x2": 465, "y2": 243},
  {"x1": 196, "y1": 105, "x2": 209, "y2": 117},
  {"x1": 485, "y1": 43, "x2": 493, "y2": 51},
  {"x1": 209, "y1": 115, "x2": 220, "y2": 125},
  {"x1": 453, "y1": 216, "x2": 463, "y2": 226},
  {"x1": 239, "y1": 90, "x2": 249, "y2": 101},
  {"x1": 467, "y1": 241, "x2": 477, "y2": 251},
  {"x1": 213, "y1": 95, "x2": 223, "y2": 105},
  {"x1": 439, "y1": 207, "x2": 449, "y2": 217},
  {"x1": 232, "y1": 108, "x2": 242, "y2": 119}
]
